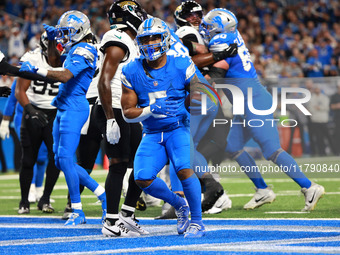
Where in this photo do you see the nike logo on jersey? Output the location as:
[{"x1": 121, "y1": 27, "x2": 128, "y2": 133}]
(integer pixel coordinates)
[
  {"x1": 309, "y1": 191, "x2": 316, "y2": 204},
  {"x1": 104, "y1": 226, "x2": 121, "y2": 236},
  {"x1": 115, "y1": 35, "x2": 122, "y2": 39}
]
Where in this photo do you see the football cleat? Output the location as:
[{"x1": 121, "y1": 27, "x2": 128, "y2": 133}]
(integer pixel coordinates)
[
  {"x1": 201, "y1": 182, "x2": 224, "y2": 212},
  {"x1": 155, "y1": 205, "x2": 176, "y2": 219},
  {"x1": 119, "y1": 212, "x2": 149, "y2": 235},
  {"x1": 37, "y1": 203, "x2": 55, "y2": 213},
  {"x1": 301, "y1": 182, "x2": 325, "y2": 212},
  {"x1": 136, "y1": 197, "x2": 147, "y2": 211},
  {"x1": 204, "y1": 192, "x2": 232, "y2": 214},
  {"x1": 102, "y1": 220, "x2": 140, "y2": 237},
  {"x1": 243, "y1": 187, "x2": 276, "y2": 210},
  {"x1": 175, "y1": 199, "x2": 190, "y2": 234},
  {"x1": 64, "y1": 209, "x2": 86, "y2": 226},
  {"x1": 18, "y1": 202, "x2": 30, "y2": 214},
  {"x1": 184, "y1": 222, "x2": 206, "y2": 238},
  {"x1": 61, "y1": 204, "x2": 72, "y2": 220}
]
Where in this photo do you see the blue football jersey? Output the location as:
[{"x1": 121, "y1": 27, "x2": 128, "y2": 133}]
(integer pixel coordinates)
[
  {"x1": 51, "y1": 42, "x2": 97, "y2": 111},
  {"x1": 209, "y1": 30, "x2": 268, "y2": 102},
  {"x1": 122, "y1": 54, "x2": 196, "y2": 133}
]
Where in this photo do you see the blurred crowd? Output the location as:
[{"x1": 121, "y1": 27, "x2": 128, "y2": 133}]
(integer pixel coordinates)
[{"x1": 0, "y1": 0, "x2": 339, "y2": 79}]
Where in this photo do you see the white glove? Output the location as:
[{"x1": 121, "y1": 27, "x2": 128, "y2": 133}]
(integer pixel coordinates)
[
  {"x1": 0, "y1": 119, "x2": 10, "y2": 139},
  {"x1": 106, "y1": 118, "x2": 120, "y2": 145},
  {"x1": 0, "y1": 51, "x2": 4, "y2": 62}
]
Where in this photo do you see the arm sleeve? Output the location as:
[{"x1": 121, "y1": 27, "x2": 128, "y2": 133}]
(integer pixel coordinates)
[{"x1": 3, "y1": 80, "x2": 17, "y2": 116}]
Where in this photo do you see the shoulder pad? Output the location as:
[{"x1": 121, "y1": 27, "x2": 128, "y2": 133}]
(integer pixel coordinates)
[
  {"x1": 101, "y1": 29, "x2": 127, "y2": 45},
  {"x1": 174, "y1": 55, "x2": 191, "y2": 69},
  {"x1": 73, "y1": 45, "x2": 96, "y2": 62},
  {"x1": 209, "y1": 33, "x2": 237, "y2": 52},
  {"x1": 176, "y1": 26, "x2": 198, "y2": 38},
  {"x1": 20, "y1": 49, "x2": 42, "y2": 63}
]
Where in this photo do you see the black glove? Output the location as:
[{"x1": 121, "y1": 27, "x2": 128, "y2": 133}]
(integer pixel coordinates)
[
  {"x1": 212, "y1": 43, "x2": 238, "y2": 62},
  {"x1": 24, "y1": 103, "x2": 48, "y2": 127},
  {"x1": 0, "y1": 86, "x2": 11, "y2": 97},
  {"x1": 0, "y1": 58, "x2": 10, "y2": 75}
]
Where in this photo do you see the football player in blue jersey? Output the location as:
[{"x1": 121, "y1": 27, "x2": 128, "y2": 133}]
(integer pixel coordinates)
[
  {"x1": 201, "y1": 8, "x2": 325, "y2": 211},
  {"x1": 20, "y1": 11, "x2": 107, "y2": 225},
  {"x1": 121, "y1": 17, "x2": 205, "y2": 238}
]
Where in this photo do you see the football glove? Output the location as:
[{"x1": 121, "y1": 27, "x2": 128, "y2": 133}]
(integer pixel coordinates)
[
  {"x1": 212, "y1": 43, "x2": 238, "y2": 62},
  {"x1": 106, "y1": 118, "x2": 120, "y2": 145},
  {"x1": 150, "y1": 98, "x2": 179, "y2": 117},
  {"x1": 43, "y1": 23, "x2": 57, "y2": 41},
  {"x1": 24, "y1": 103, "x2": 48, "y2": 128},
  {"x1": 0, "y1": 119, "x2": 10, "y2": 139},
  {"x1": 20, "y1": 61, "x2": 38, "y2": 74},
  {"x1": 0, "y1": 86, "x2": 11, "y2": 97}
]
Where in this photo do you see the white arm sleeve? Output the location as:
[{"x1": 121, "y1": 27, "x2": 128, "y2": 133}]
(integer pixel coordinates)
[{"x1": 121, "y1": 106, "x2": 152, "y2": 123}]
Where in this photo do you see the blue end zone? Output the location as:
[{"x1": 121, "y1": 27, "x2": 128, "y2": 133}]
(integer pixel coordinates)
[{"x1": 0, "y1": 217, "x2": 339, "y2": 254}]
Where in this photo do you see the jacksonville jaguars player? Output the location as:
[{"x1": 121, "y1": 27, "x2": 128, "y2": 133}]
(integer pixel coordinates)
[
  {"x1": 121, "y1": 17, "x2": 205, "y2": 238},
  {"x1": 15, "y1": 32, "x2": 60, "y2": 214},
  {"x1": 201, "y1": 8, "x2": 325, "y2": 211},
  {"x1": 20, "y1": 11, "x2": 106, "y2": 225},
  {"x1": 97, "y1": 0, "x2": 148, "y2": 237}
]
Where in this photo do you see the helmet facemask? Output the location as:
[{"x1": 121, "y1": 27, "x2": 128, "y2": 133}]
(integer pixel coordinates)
[{"x1": 137, "y1": 18, "x2": 171, "y2": 61}]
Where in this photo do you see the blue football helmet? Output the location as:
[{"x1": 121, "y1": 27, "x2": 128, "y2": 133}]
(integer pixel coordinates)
[
  {"x1": 55, "y1": 10, "x2": 92, "y2": 50},
  {"x1": 200, "y1": 8, "x2": 238, "y2": 42},
  {"x1": 136, "y1": 17, "x2": 171, "y2": 61}
]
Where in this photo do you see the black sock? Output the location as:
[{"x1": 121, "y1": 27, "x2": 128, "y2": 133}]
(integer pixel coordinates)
[
  {"x1": 105, "y1": 162, "x2": 128, "y2": 214},
  {"x1": 40, "y1": 162, "x2": 60, "y2": 203},
  {"x1": 124, "y1": 169, "x2": 142, "y2": 209}
]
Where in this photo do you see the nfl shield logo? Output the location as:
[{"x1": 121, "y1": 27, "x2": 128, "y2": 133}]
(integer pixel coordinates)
[{"x1": 153, "y1": 80, "x2": 158, "y2": 86}]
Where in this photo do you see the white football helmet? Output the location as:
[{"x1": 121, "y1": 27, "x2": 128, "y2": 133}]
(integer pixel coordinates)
[
  {"x1": 56, "y1": 10, "x2": 92, "y2": 50},
  {"x1": 200, "y1": 8, "x2": 238, "y2": 41},
  {"x1": 39, "y1": 31, "x2": 48, "y2": 57},
  {"x1": 136, "y1": 17, "x2": 171, "y2": 61}
]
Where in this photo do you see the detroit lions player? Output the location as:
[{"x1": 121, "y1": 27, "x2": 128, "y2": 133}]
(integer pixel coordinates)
[
  {"x1": 201, "y1": 8, "x2": 325, "y2": 211},
  {"x1": 20, "y1": 11, "x2": 106, "y2": 225},
  {"x1": 121, "y1": 17, "x2": 205, "y2": 238}
]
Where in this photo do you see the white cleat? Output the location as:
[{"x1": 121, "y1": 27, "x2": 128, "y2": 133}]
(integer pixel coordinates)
[
  {"x1": 119, "y1": 212, "x2": 149, "y2": 235},
  {"x1": 102, "y1": 220, "x2": 140, "y2": 237},
  {"x1": 205, "y1": 192, "x2": 232, "y2": 214},
  {"x1": 244, "y1": 187, "x2": 276, "y2": 210},
  {"x1": 301, "y1": 183, "x2": 325, "y2": 212}
]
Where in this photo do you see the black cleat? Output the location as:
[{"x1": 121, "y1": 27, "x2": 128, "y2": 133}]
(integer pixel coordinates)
[
  {"x1": 136, "y1": 197, "x2": 147, "y2": 211},
  {"x1": 201, "y1": 183, "x2": 224, "y2": 212},
  {"x1": 61, "y1": 204, "x2": 72, "y2": 220}
]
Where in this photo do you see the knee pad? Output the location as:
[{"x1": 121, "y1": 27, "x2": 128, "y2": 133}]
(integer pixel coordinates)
[
  {"x1": 57, "y1": 157, "x2": 73, "y2": 173},
  {"x1": 268, "y1": 148, "x2": 284, "y2": 163},
  {"x1": 21, "y1": 152, "x2": 36, "y2": 169}
]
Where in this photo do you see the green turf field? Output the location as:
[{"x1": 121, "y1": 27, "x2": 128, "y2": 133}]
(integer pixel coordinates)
[{"x1": 0, "y1": 156, "x2": 339, "y2": 219}]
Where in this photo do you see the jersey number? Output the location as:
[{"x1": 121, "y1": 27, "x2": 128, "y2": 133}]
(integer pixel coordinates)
[
  {"x1": 33, "y1": 80, "x2": 59, "y2": 96},
  {"x1": 148, "y1": 91, "x2": 167, "y2": 118}
]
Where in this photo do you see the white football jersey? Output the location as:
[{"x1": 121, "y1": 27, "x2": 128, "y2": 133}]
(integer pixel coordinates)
[
  {"x1": 96, "y1": 29, "x2": 139, "y2": 109},
  {"x1": 20, "y1": 48, "x2": 60, "y2": 109},
  {"x1": 175, "y1": 26, "x2": 205, "y2": 45},
  {"x1": 86, "y1": 43, "x2": 100, "y2": 99}
]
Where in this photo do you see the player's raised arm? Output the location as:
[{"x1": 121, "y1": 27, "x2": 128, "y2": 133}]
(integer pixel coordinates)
[{"x1": 19, "y1": 61, "x2": 73, "y2": 84}]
